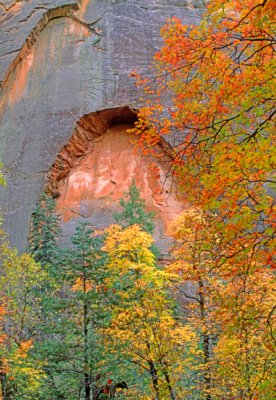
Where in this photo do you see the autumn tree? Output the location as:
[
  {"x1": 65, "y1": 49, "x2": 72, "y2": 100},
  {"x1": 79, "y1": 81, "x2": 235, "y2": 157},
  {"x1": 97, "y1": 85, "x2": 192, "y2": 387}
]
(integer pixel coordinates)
[
  {"x1": 0, "y1": 168, "x2": 46, "y2": 399},
  {"x1": 0, "y1": 163, "x2": 5, "y2": 189},
  {"x1": 103, "y1": 224, "x2": 194, "y2": 400},
  {"x1": 133, "y1": 2, "x2": 275, "y2": 397},
  {"x1": 213, "y1": 265, "x2": 276, "y2": 399},
  {"x1": 0, "y1": 235, "x2": 48, "y2": 399},
  {"x1": 168, "y1": 209, "x2": 221, "y2": 399},
  {"x1": 134, "y1": 0, "x2": 275, "y2": 253},
  {"x1": 168, "y1": 208, "x2": 275, "y2": 399}
]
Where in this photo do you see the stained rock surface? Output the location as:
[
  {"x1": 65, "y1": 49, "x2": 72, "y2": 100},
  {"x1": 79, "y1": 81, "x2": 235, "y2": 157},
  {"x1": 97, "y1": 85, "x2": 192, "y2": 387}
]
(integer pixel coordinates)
[
  {"x1": 49, "y1": 109, "x2": 185, "y2": 252},
  {"x1": 0, "y1": 0, "x2": 202, "y2": 250}
]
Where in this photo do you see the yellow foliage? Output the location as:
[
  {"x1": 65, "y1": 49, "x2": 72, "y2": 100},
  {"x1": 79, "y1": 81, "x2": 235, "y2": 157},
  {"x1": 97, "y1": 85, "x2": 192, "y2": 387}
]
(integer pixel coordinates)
[{"x1": 103, "y1": 224, "x2": 155, "y2": 267}]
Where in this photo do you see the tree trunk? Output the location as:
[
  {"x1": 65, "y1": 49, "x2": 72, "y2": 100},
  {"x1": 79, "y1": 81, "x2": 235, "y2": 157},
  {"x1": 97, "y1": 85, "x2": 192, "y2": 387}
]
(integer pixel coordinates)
[
  {"x1": 0, "y1": 364, "x2": 12, "y2": 400},
  {"x1": 83, "y1": 275, "x2": 90, "y2": 400},
  {"x1": 148, "y1": 360, "x2": 161, "y2": 400},
  {"x1": 163, "y1": 369, "x2": 176, "y2": 400},
  {"x1": 203, "y1": 334, "x2": 211, "y2": 400},
  {"x1": 198, "y1": 278, "x2": 212, "y2": 400}
]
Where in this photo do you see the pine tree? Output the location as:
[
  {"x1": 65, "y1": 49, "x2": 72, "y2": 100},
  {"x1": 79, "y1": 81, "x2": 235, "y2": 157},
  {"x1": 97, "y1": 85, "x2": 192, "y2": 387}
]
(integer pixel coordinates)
[
  {"x1": 38, "y1": 222, "x2": 113, "y2": 400},
  {"x1": 60, "y1": 223, "x2": 108, "y2": 400},
  {"x1": 29, "y1": 193, "x2": 61, "y2": 267},
  {"x1": 114, "y1": 181, "x2": 155, "y2": 234}
]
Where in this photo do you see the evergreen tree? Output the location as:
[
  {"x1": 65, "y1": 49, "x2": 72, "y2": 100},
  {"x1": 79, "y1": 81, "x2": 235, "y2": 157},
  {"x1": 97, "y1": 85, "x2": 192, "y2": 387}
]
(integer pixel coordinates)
[
  {"x1": 29, "y1": 193, "x2": 61, "y2": 266},
  {"x1": 114, "y1": 181, "x2": 155, "y2": 234},
  {"x1": 37, "y1": 223, "x2": 114, "y2": 400}
]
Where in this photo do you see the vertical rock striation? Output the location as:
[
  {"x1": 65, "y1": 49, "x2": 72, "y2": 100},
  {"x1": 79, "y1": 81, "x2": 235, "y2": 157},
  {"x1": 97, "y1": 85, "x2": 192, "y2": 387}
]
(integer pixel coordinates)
[{"x1": 0, "y1": 0, "x2": 203, "y2": 250}]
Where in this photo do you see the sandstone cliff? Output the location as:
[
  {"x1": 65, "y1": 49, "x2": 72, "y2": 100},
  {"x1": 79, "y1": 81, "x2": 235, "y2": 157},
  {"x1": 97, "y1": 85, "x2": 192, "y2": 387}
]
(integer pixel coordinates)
[{"x1": 0, "y1": 0, "x2": 202, "y2": 250}]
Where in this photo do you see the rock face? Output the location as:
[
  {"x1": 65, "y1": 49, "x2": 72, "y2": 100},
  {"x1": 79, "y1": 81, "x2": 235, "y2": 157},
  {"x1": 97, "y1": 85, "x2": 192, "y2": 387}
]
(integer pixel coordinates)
[
  {"x1": 0, "y1": 0, "x2": 202, "y2": 251},
  {"x1": 47, "y1": 107, "x2": 185, "y2": 252}
]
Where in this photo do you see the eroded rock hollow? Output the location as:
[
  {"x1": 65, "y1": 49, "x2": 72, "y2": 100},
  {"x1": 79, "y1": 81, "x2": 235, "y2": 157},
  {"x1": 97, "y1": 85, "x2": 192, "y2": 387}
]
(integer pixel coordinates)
[{"x1": 47, "y1": 107, "x2": 185, "y2": 253}]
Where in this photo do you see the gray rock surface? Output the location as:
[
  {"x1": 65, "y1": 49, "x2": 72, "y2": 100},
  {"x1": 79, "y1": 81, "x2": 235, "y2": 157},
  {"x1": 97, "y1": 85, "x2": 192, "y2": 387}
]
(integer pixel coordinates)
[{"x1": 0, "y1": 0, "x2": 202, "y2": 250}]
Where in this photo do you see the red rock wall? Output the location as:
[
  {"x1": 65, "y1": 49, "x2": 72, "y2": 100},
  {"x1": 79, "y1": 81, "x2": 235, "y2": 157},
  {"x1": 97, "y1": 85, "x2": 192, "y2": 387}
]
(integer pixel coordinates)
[
  {"x1": 47, "y1": 108, "x2": 186, "y2": 250},
  {"x1": 0, "y1": 0, "x2": 202, "y2": 251}
]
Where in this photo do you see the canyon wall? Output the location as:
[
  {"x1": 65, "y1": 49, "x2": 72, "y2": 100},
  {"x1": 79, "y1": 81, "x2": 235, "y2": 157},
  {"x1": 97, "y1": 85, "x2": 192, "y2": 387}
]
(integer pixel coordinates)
[{"x1": 0, "y1": 0, "x2": 202, "y2": 251}]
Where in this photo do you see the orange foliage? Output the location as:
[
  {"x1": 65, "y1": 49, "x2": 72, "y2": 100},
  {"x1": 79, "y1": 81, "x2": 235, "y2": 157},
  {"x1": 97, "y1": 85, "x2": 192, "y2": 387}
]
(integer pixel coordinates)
[{"x1": 134, "y1": 0, "x2": 275, "y2": 397}]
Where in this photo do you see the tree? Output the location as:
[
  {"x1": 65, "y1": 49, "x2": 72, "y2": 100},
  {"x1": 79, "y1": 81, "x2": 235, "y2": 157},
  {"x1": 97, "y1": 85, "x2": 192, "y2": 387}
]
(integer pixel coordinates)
[
  {"x1": 37, "y1": 222, "x2": 113, "y2": 400},
  {"x1": 168, "y1": 208, "x2": 276, "y2": 399},
  {"x1": 0, "y1": 169, "x2": 45, "y2": 399},
  {"x1": 133, "y1": 3, "x2": 275, "y2": 396},
  {"x1": 114, "y1": 181, "x2": 160, "y2": 258},
  {"x1": 103, "y1": 224, "x2": 193, "y2": 400},
  {"x1": 134, "y1": 0, "x2": 275, "y2": 257},
  {"x1": 61, "y1": 223, "x2": 109, "y2": 400},
  {"x1": 0, "y1": 235, "x2": 48, "y2": 399},
  {"x1": 114, "y1": 180, "x2": 155, "y2": 234},
  {"x1": 168, "y1": 209, "x2": 221, "y2": 399},
  {"x1": 0, "y1": 163, "x2": 5, "y2": 188},
  {"x1": 213, "y1": 266, "x2": 276, "y2": 399},
  {"x1": 29, "y1": 193, "x2": 61, "y2": 268}
]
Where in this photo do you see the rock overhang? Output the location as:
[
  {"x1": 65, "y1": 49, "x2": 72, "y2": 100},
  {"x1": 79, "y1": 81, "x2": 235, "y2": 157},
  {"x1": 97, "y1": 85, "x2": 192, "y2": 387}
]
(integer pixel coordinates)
[{"x1": 46, "y1": 106, "x2": 186, "y2": 253}]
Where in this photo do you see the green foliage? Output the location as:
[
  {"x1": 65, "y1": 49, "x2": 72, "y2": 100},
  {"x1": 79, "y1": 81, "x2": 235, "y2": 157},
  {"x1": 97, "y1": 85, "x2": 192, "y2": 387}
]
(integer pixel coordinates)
[
  {"x1": 35, "y1": 222, "x2": 115, "y2": 399},
  {"x1": 114, "y1": 181, "x2": 159, "y2": 257},
  {"x1": 28, "y1": 193, "x2": 61, "y2": 267},
  {"x1": 114, "y1": 180, "x2": 155, "y2": 234},
  {"x1": 0, "y1": 239, "x2": 49, "y2": 399},
  {"x1": 0, "y1": 163, "x2": 6, "y2": 229}
]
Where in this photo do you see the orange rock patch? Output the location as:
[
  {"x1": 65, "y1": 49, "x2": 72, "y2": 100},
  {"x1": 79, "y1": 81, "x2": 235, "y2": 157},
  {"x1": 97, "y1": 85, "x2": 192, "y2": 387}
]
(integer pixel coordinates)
[
  {"x1": 0, "y1": 5, "x2": 90, "y2": 109},
  {"x1": 54, "y1": 120, "x2": 184, "y2": 229}
]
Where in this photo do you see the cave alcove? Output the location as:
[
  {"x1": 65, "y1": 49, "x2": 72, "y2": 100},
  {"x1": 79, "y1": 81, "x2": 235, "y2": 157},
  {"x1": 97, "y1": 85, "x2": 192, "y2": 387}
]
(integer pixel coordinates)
[{"x1": 46, "y1": 106, "x2": 185, "y2": 253}]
